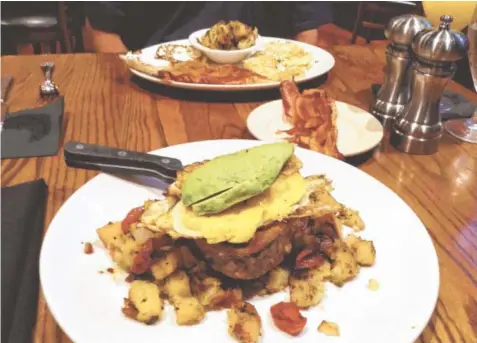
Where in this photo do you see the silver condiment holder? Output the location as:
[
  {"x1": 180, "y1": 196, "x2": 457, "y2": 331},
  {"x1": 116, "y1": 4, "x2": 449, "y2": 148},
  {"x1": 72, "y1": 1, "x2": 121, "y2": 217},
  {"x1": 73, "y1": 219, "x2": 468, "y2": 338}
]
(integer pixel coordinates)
[
  {"x1": 391, "y1": 15, "x2": 469, "y2": 155},
  {"x1": 371, "y1": 15, "x2": 432, "y2": 129}
]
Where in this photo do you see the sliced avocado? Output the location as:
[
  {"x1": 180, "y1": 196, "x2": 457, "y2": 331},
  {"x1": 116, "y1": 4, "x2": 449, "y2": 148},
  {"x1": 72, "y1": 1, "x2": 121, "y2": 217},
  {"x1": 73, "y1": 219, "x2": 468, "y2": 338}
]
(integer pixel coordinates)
[{"x1": 181, "y1": 142, "x2": 294, "y2": 215}]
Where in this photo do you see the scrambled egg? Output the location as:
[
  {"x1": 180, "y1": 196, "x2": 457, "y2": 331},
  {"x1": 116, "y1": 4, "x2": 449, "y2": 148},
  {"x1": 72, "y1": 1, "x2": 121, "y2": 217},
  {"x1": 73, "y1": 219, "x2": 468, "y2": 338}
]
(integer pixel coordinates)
[
  {"x1": 243, "y1": 41, "x2": 313, "y2": 81},
  {"x1": 166, "y1": 172, "x2": 306, "y2": 244}
]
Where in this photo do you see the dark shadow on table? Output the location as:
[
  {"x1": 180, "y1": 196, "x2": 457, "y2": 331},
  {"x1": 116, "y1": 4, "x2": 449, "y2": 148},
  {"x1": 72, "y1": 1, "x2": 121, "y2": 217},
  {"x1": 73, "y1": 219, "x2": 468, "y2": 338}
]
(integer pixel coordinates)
[
  {"x1": 345, "y1": 149, "x2": 374, "y2": 167},
  {"x1": 130, "y1": 73, "x2": 329, "y2": 103}
]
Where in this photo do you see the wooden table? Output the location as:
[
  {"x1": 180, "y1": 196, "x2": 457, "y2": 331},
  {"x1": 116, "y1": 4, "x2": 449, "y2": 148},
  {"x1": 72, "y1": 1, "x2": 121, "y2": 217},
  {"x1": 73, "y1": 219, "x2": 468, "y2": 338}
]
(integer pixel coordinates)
[{"x1": 2, "y1": 45, "x2": 476, "y2": 343}]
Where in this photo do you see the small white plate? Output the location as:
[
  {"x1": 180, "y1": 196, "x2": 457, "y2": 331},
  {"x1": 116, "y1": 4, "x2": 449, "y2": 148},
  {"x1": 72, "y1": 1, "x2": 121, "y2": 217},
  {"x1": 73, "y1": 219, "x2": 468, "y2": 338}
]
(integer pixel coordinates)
[{"x1": 247, "y1": 100, "x2": 384, "y2": 157}]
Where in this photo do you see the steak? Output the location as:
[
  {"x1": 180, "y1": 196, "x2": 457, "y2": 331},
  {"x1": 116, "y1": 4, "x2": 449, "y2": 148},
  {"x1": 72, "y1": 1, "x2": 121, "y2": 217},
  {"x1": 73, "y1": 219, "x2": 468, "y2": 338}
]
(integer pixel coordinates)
[{"x1": 194, "y1": 214, "x2": 340, "y2": 280}]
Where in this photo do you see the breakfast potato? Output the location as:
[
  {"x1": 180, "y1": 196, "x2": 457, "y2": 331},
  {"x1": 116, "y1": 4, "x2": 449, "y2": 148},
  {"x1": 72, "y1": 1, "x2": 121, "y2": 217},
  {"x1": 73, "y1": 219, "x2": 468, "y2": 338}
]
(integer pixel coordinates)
[
  {"x1": 109, "y1": 234, "x2": 142, "y2": 272},
  {"x1": 164, "y1": 270, "x2": 192, "y2": 300},
  {"x1": 289, "y1": 264, "x2": 327, "y2": 309},
  {"x1": 173, "y1": 296, "x2": 206, "y2": 325},
  {"x1": 97, "y1": 221, "x2": 160, "y2": 273},
  {"x1": 150, "y1": 249, "x2": 181, "y2": 281},
  {"x1": 345, "y1": 235, "x2": 376, "y2": 266},
  {"x1": 368, "y1": 278, "x2": 380, "y2": 291},
  {"x1": 318, "y1": 320, "x2": 340, "y2": 336},
  {"x1": 227, "y1": 301, "x2": 262, "y2": 343},
  {"x1": 211, "y1": 288, "x2": 243, "y2": 309},
  {"x1": 191, "y1": 276, "x2": 242, "y2": 310},
  {"x1": 97, "y1": 221, "x2": 122, "y2": 247},
  {"x1": 163, "y1": 271, "x2": 205, "y2": 325},
  {"x1": 266, "y1": 267, "x2": 290, "y2": 294},
  {"x1": 338, "y1": 206, "x2": 365, "y2": 231},
  {"x1": 330, "y1": 245, "x2": 359, "y2": 286},
  {"x1": 122, "y1": 280, "x2": 163, "y2": 324},
  {"x1": 193, "y1": 276, "x2": 222, "y2": 306}
]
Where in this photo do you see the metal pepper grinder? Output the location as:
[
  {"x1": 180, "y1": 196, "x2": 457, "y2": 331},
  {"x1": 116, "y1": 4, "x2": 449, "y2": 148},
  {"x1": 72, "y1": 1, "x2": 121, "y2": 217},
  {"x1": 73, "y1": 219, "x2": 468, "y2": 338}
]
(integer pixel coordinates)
[
  {"x1": 371, "y1": 15, "x2": 432, "y2": 128},
  {"x1": 391, "y1": 15, "x2": 469, "y2": 155}
]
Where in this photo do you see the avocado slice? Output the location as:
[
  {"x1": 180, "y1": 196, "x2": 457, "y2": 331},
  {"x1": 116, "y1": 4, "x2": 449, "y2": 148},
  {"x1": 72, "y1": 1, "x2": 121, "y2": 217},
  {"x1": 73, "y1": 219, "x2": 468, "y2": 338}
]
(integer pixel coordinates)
[{"x1": 181, "y1": 142, "x2": 294, "y2": 215}]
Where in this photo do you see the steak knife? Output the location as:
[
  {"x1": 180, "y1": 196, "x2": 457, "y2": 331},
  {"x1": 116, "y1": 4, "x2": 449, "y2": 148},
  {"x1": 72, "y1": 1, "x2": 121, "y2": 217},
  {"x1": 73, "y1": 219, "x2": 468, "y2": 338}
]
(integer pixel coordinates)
[{"x1": 64, "y1": 141, "x2": 183, "y2": 184}]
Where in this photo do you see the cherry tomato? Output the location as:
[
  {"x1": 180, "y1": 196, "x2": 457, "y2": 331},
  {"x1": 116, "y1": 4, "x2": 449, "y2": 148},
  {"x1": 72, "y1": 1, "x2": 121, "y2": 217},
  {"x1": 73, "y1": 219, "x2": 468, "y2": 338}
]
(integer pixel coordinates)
[
  {"x1": 121, "y1": 206, "x2": 144, "y2": 234},
  {"x1": 270, "y1": 302, "x2": 307, "y2": 336},
  {"x1": 131, "y1": 239, "x2": 153, "y2": 275}
]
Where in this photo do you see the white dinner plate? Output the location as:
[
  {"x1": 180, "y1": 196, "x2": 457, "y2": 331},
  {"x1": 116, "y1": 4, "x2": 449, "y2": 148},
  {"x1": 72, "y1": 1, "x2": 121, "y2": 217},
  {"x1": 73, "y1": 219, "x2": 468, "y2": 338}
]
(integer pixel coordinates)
[
  {"x1": 40, "y1": 140, "x2": 439, "y2": 343},
  {"x1": 247, "y1": 100, "x2": 384, "y2": 157},
  {"x1": 126, "y1": 37, "x2": 335, "y2": 91}
]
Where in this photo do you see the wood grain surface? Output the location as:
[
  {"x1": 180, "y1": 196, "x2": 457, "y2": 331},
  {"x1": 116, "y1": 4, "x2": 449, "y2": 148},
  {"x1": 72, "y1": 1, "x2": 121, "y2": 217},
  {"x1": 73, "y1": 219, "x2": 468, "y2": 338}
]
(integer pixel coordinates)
[{"x1": 1, "y1": 44, "x2": 476, "y2": 343}]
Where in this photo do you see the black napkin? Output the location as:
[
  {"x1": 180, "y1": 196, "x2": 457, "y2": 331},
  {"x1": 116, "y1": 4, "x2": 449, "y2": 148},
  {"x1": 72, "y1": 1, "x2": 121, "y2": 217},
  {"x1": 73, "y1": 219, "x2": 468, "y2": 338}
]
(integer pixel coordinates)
[
  {"x1": 371, "y1": 84, "x2": 476, "y2": 121},
  {"x1": 1, "y1": 97, "x2": 64, "y2": 159},
  {"x1": 1, "y1": 179, "x2": 48, "y2": 343}
]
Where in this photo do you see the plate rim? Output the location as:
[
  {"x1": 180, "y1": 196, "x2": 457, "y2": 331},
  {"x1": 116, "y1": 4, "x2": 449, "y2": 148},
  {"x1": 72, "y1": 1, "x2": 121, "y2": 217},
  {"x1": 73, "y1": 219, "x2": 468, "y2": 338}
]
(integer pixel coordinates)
[
  {"x1": 246, "y1": 99, "x2": 385, "y2": 157},
  {"x1": 39, "y1": 139, "x2": 439, "y2": 343},
  {"x1": 127, "y1": 37, "x2": 336, "y2": 91}
]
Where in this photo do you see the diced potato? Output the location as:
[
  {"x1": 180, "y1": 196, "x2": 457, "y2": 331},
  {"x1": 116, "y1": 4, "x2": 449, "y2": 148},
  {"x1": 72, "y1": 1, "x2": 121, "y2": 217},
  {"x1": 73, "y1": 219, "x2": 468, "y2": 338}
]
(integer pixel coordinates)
[
  {"x1": 123, "y1": 280, "x2": 163, "y2": 324},
  {"x1": 129, "y1": 224, "x2": 161, "y2": 245},
  {"x1": 163, "y1": 271, "x2": 205, "y2": 325},
  {"x1": 210, "y1": 288, "x2": 243, "y2": 309},
  {"x1": 345, "y1": 234, "x2": 376, "y2": 266},
  {"x1": 97, "y1": 221, "x2": 122, "y2": 247},
  {"x1": 150, "y1": 250, "x2": 180, "y2": 281},
  {"x1": 290, "y1": 267, "x2": 326, "y2": 309},
  {"x1": 317, "y1": 320, "x2": 340, "y2": 336},
  {"x1": 100, "y1": 225, "x2": 142, "y2": 272},
  {"x1": 173, "y1": 296, "x2": 205, "y2": 325},
  {"x1": 338, "y1": 207, "x2": 365, "y2": 231},
  {"x1": 164, "y1": 270, "x2": 192, "y2": 300},
  {"x1": 344, "y1": 234, "x2": 359, "y2": 248},
  {"x1": 194, "y1": 276, "x2": 222, "y2": 307},
  {"x1": 227, "y1": 301, "x2": 262, "y2": 343},
  {"x1": 316, "y1": 261, "x2": 332, "y2": 281},
  {"x1": 289, "y1": 263, "x2": 329, "y2": 309},
  {"x1": 191, "y1": 275, "x2": 242, "y2": 310},
  {"x1": 368, "y1": 279, "x2": 380, "y2": 291},
  {"x1": 330, "y1": 245, "x2": 359, "y2": 286},
  {"x1": 266, "y1": 267, "x2": 290, "y2": 293},
  {"x1": 355, "y1": 241, "x2": 376, "y2": 266}
]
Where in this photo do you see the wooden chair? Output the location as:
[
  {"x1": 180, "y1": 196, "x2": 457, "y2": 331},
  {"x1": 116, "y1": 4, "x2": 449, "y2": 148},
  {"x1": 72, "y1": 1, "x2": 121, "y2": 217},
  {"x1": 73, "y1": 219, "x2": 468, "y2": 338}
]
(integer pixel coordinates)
[
  {"x1": 1, "y1": 2, "x2": 84, "y2": 55},
  {"x1": 350, "y1": 1, "x2": 422, "y2": 44}
]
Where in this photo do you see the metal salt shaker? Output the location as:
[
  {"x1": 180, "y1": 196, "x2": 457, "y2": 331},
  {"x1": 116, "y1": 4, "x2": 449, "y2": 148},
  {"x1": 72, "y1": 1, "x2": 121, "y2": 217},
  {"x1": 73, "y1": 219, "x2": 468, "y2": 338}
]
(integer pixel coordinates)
[
  {"x1": 391, "y1": 15, "x2": 468, "y2": 155},
  {"x1": 371, "y1": 15, "x2": 432, "y2": 128}
]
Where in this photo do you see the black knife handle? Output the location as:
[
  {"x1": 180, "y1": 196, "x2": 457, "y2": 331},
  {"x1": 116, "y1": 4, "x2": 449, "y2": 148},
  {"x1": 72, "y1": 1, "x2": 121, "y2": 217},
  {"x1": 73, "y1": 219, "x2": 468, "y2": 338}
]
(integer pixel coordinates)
[{"x1": 63, "y1": 141, "x2": 182, "y2": 183}]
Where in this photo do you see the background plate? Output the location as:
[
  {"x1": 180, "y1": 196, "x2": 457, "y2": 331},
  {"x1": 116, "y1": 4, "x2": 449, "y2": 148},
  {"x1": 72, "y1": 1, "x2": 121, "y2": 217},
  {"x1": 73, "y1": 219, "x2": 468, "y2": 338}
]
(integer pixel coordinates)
[
  {"x1": 127, "y1": 38, "x2": 335, "y2": 91},
  {"x1": 247, "y1": 100, "x2": 384, "y2": 156},
  {"x1": 40, "y1": 140, "x2": 438, "y2": 343}
]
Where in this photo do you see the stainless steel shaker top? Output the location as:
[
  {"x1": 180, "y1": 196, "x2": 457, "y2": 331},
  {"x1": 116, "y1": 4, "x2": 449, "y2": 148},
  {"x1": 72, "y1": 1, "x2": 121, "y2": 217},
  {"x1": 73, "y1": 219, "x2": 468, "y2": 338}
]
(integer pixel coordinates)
[
  {"x1": 386, "y1": 14, "x2": 433, "y2": 47},
  {"x1": 412, "y1": 15, "x2": 468, "y2": 64},
  {"x1": 390, "y1": 15, "x2": 469, "y2": 155},
  {"x1": 371, "y1": 15, "x2": 431, "y2": 128}
]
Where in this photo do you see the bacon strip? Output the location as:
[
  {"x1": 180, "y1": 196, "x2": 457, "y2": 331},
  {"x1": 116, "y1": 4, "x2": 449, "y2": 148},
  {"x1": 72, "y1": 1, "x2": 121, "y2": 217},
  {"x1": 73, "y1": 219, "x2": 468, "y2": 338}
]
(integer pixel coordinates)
[
  {"x1": 280, "y1": 80, "x2": 300, "y2": 123},
  {"x1": 279, "y1": 80, "x2": 343, "y2": 160},
  {"x1": 157, "y1": 60, "x2": 268, "y2": 85}
]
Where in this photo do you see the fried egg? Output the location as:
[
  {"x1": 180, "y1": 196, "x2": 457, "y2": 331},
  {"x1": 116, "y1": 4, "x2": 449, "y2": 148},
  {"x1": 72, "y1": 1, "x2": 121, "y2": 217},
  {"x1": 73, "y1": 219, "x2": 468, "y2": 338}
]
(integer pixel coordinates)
[
  {"x1": 243, "y1": 41, "x2": 313, "y2": 81},
  {"x1": 141, "y1": 172, "x2": 306, "y2": 244}
]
